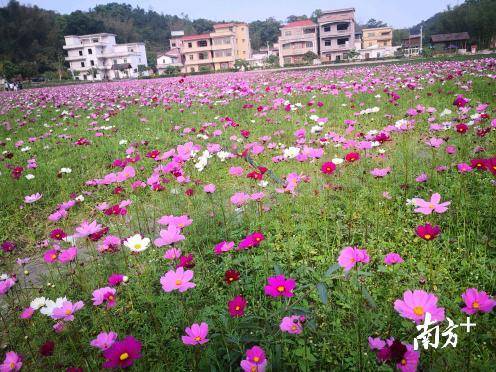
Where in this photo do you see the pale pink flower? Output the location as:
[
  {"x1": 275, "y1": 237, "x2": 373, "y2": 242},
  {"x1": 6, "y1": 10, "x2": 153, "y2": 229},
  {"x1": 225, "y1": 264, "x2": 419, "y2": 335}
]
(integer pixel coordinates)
[
  {"x1": 160, "y1": 267, "x2": 196, "y2": 292},
  {"x1": 412, "y1": 193, "x2": 451, "y2": 215}
]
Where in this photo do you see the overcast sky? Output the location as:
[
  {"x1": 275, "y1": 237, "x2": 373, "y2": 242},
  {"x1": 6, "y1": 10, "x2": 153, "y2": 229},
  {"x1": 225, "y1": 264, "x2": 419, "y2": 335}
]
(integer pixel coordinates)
[{"x1": 14, "y1": 0, "x2": 462, "y2": 28}]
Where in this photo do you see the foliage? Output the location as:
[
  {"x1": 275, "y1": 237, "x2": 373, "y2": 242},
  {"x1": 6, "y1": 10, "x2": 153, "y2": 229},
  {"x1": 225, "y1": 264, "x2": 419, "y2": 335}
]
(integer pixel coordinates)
[
  {"x1": 234, "y1": 59, "x2": 250, "y2": 71},
  {"x1": 363, "y1": 18, "x2": 389, "y2": 28},
  {"x1": 162, "y1": 65, "x2": 181, "y2": 75},
  {"x1": 345, "y1": 49, "x2": 360, "y2": 60},
  {"x1": 302, "y1": 51, "x2": 318, "y2": 63},
  {"x1": 264, "y1": 54, "x2": 279, "y2": 67},
  {"x1": 248, "y1": 18, "x2": 281, "y2": 52}
]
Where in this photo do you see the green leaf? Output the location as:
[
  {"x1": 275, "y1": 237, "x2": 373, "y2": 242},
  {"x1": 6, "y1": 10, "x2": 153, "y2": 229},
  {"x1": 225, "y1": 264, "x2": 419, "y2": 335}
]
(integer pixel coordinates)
[
  {"x1": 325, "y1": 263, "x2": 341, "y2": 276},
  {"x1": 361, "y1": 286, "x2": 377, "y2": 308},
  {"x1": 316, "y1": 282, "x2": 328, "y2": 304}
]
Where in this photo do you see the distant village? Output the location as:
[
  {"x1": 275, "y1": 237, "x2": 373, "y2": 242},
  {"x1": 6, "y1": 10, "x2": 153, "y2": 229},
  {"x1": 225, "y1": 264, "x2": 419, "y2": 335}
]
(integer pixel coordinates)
[{"x1": 63, "y1": 7, "x2": 475, "y2": 81}]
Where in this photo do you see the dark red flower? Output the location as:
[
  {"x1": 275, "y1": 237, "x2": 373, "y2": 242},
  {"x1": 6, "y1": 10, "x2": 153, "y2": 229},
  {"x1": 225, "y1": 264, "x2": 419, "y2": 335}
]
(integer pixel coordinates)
[
  {"x1": 40, "y1": 340, "x2": 55, "y2": 356},
  {"x1": 415, "y1": 223, "x2": 441, "y2": 241},
  {"x1": 50, "y1": 229, "x2": 67, "y2": 241},
  {"x1": 1, "y1": 240, "x2": 16, "y2": 253},
  {"x1": 88, "y1": 227, "x2": 109, "y2": 242},
  {"x1": 321, "y1": 162, "x2": 336, "y2": 175},
  {"x1": 176, "y1": 254, "x2": 195, "y2": 269},
  {"x1": 455, "y1": 123, "x2": 468, "y2": 134},
  {"x1": 345, "y1": 152, "x2": 360, "y2": 162},
  {"x1": 225, "y1": 269, "x2": 240, "y2": 285}
]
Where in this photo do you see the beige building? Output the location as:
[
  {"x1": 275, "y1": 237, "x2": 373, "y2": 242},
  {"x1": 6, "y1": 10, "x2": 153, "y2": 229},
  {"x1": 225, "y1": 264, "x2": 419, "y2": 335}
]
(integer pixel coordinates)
[
  {"x1": 179, "y1": 23, "x2": 251, "y2": 73},
  {"x1": 362, "y1": 27, "x2": 393, "y2": 48},
  {"x1": 278, "y1": 20, "x2": 318, "y2": 67},
  {"x1": 318, "y1": 8, "x2": 356, "y2": 62}
]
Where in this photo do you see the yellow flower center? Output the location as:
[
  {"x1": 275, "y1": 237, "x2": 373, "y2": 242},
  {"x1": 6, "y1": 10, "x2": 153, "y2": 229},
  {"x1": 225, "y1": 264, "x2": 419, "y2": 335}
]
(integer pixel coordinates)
[
  {"x1": 108, "y1": 295, "x2": 114, "y2": 301},
  {"x1": 51, "y1": 254, "x2": 57, "y2": 259},
  {"x1": 429, "y1": 204, "x2": 435, "y2": 209},
  {"x1": 119, "y1": 352, "x2": 129, "y2": 361},
  {"x1": 194, "y1": 336, "x2": 201, "y2": 341},
  {"x1": 229, "y1": 277, "x2": 234, "y2": 281},
  {"x1": 401, "y1": 358, "x2": 406, "y2": 365},
  {"x1": 9, "y1": 362, "x2": 15, "y2": 369},
  {"x1": 253, "y1": 356, "x2": 260, "y2": 363},
  {"x1": 134, "y1": 244, "x2": 141, "y2": 250},
  {"x1": 250, "y1": 367, "x2": 256, "y2": 372},
  {"x1": 277, "y1": 286, "x2": 285, "y2": 292},
  {"x1": 472, "y1": 301, "x2": 479, "y2": 309},
  {"x1": 65, "y1": 309, "x2": 72, "y2": 315},
  {"x1": 235, "y1": 306, "x2": 240, "y2": 311},
  {"x1": 175, "y1": 280, "x2": 182, "y2": 285},
  {"x1": 292, "y1": 325, "x2": 297, "y2": 331},
  {"x1": 413, "y1": 306, "x2": 424, "y2": 316},
  {"x1": 424, "y1": 234, "x2": 431, "y2": 240}
]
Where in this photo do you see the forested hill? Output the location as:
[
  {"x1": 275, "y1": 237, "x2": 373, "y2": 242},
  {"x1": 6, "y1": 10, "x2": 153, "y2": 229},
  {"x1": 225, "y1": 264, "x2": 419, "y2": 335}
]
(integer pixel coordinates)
[{"x1": 0, "y1": 0, "x2": 495, "y2": 79}]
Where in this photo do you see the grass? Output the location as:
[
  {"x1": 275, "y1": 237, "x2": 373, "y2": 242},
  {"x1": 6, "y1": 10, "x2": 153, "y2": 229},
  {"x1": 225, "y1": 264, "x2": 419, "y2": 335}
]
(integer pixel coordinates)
[{"x1": 0, "y1": 56, "x2": 495, "y2": 371}]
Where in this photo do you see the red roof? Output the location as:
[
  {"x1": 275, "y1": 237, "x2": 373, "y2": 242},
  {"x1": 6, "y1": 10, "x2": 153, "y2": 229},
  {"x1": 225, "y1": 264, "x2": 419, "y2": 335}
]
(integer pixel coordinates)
[
  {"x1": 181, "y1": 33, "x2": 211, "y2": 41},
  {"x1": 282, "y1": 19, "x2": 316, "y2": 29}
]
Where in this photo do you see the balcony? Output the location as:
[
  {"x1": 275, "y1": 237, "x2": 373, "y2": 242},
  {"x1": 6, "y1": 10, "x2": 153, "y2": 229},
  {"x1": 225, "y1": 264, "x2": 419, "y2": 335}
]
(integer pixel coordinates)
[{"x1": 65, "y1": 55, "x2": 86, "y2": 62}]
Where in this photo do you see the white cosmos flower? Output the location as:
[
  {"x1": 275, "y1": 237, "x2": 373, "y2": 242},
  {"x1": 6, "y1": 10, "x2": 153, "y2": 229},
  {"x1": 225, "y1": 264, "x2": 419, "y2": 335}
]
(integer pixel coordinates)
[
  {"x1": 124, "y1": 234, "x2": 150, "y2": 253},
  {"x1": 60, "y1": 168, "x2": 72, "y2": 174},
  {"x1": 258, "y1": 180, "x2": 268, "y2": 188},
  {"x1": 25, "y1": 174, "x2": 35, "y2": 180},
  {"x1": 30, "y1": 297, "x2": 47, "y2": 310},
  {"x1": 332, "y1": 158, "x2": 344, "y2": 165},
  {"x1": 75, "y1": 195, "x2": 84, "y2": 202},
  {"x1": 21, "y1": 146, "x2": 31, "y2": 152},
  {"x1": 40, "y1": 297, "x2": 67, "y2": 316},
  {"x1": 283, "y1": 147, "x2": 300, "y2": 159},
  {"x1": 119, "y1": 140, "x2": 128, "y2": 145}
]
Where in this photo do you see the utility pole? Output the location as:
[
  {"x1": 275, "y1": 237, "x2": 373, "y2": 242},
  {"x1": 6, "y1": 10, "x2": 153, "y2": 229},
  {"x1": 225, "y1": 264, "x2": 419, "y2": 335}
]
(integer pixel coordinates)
[{"x1": 420, "y1": 25, "x2": 423, "y2": 55}]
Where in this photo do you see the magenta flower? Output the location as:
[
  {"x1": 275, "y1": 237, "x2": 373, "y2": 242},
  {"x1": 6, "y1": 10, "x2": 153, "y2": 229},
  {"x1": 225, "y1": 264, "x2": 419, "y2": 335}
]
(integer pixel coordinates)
[
  {"x1": 426, "y1": 137, "x2": 444, "y2": 148},
  {"x1": 181, "y1": 322, "x2": 209, "y2": 345},
  {"x1": 51, "y1": 300, "x2": 84, "y2": 322},
  {"x1": 412, "y1": 193, "x2": 450, "y2": 215},
  {"x1": 163, "y1": 248, "x2": 182, "y2": 260},
  {"x1": 384, "y1": 253, "x2": 404, "y2": 265},
  {"x1": 0, "y1": 351, "x2": 22, "y2": 371},
  {"x1": 43, "y1": 249, "x2": 59, "y2": 263},
  {"x1": 415, "y1": 223, "x2": 441, "y2": 241},
  {"x1": 241, "y1": 346, "x2": 267, "y2": 372},
  {"x1": 394, "y1": 290, "x2": 445, "y2": 324},
  {"x1": 415, "y1": 173, "x2": 428, "y2": 183},
  {"x1": 228, "y1": 295, "x2": 247, "y2": 318},
  {"x1": 1, "y1": 241, "x2": 16, "y2": 253},
  {"x1": 368, "y1": 337, "x2": 386, "y2": 350},
  {"x1": 92, "y1": 287, "x2": 117, "y2": 309},
  {"x1": 280, "y1": 315, "x2": 304, "y2": 334},
  {"x1": 214, "y1": 241, "x2": 234, "y2": 255},
  {"x1": 102, "y1": 336, "x2": 142, "y2": 369},
  {"x1": 461, "y1": 288, "x2": 496, "y2": 315},
  {"x1": 154, "y1": 225, "x2": 185, "y2": 247},
  {"x1": 108, "y1": 274, "x2": 126, "y2": 287},
  {"x1": 238, "y1": 232, "x2": 265, "y2": 250},
  {"x1": 160, "y1": 267, "x2": 196, "y2": 292},
  {"x1": 156, "y1": 214, "x2": 192, "y2": 229},
  {"x1": 0, "y1": 277, "x2": 16, "y2": 295},
  {"x1": 337, "y1": 246, "x2": 370, "y2": 271},
  {"x1": 264, "y1": 275, "x2": 296, "y2": 298},
  {"x1": 230, "y1": 192, "x2": 250, "y2": 207},
  {"x1": 90, "y1": 331, "x2": 118, "y2": 351},
  {"x1": 457, "y1": 163, "x2": 473, "y2": 173},
  {"x1": 19, "y1": 307, "x2": 34, "y2": 320},
  {"x1": 397, "y1": 344, "x2": 420, "y2": 372}
]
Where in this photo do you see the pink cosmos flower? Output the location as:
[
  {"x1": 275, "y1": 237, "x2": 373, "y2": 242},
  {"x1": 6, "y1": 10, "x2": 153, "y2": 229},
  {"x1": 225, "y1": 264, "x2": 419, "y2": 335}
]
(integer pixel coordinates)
[
  {"x1": 426, "y1": 137, "x2": 444, "y2": 148},
  {"x1": 92, "y1": 287, "x2": 117, "y2": 309},
  {"x1": 368, "y1": 337, "x2": 386, "y2": 350},
  {"x1": 238, "y1": 232, "x2": 265, "y2": 250},
  {"x1": 457, "y1": 163, "x2": 473, "y2": 173},
  {"x1": 397, "y1": 344, "x2": 420, "y2": 372},
  {"x1": 24, "y1": 193, "x2": 42, "y2": 203},
  {"x1": 415, "y1": 173, "x2": 428, "y2": 183},
  {"x1": 445, "y1": 145, "x2": 457, "y2": 154},
  {"x1": 228, "y1": 295, "x2": 247, "y2": 318},
  {"x1": 214, "y1": 241, "x2": 234, "y2": 255},
  {"x1": 154, "y1": 225, "x2": 185, "y2": 247},
  {"x1": 241, "y1": 346, "x2": 267, "y2": 372},
  {"x1": 163, "y1": 248, "x2": 182, "y2": 260},
  {"x1": 280, "y1": 315, "x2": 304, "y2": 334},
  {"x1": 264, "y1": 275, "x2": 296, "y2": 298},
  {"x1": 108, "y1": 274, "x2": 126, "y2": 287},
  {"x1": 229, "y1": 166, "x2": 244, "y2": 176},
  {"x1": 370, "y1": 167, "x2": 391, "y2": 178},
  {"x1": 394, "y1": 290, "x2": 445, "y2": 324},
  {"x1": 51, "y1": 300, "x2": 84, "y2": 322},
  {"x1": 43, "y1": 249, "x2": 59, "y2": 263},
  {"x1": 20, "y1": 307, "x2": 34, "y2": 319},
  {"x1": 384, "y1": 253, "x2": 404, "y2": 265},
  {"x1": 160, "y1": 267, "x2": 196, "y2": 292},
  {"x1": 102, "y1": 335, "x2": 142, "y2": 369},
  {"x1": 0, "y1": 351, "x2": 22, "y2": 371},
  {"x1": 74, "y1": 220, "x2": 103, "y2": 238},
  {"x1": 230, "y1": 192, "x2": 250, "y2": 207},
  {"x1": 181, "y1": 322, "x2": 209, "y2": 345},
  {"x1": 337, "y1": 247, "x2": 370, "y2": 271},
  {"x1": 58, "y1": 247, "x2": 78, "y2": 263},
  {"x1": 461, "y1": 288, "x2": 496, "y2": 315},
  {"x1": 90, "y1": 331, "x2": 118, "y2": 351},
  {"x1": 157, "y1": 215, "x2": 192, "y2": 229},
  {"x1": 0, "y1": 277, "x2": 16, "y2": 295},
  {"x1": 412, "y1": 193, "x2": 450, "y2": 215},
  {"x1": 203, "y1": 184, "x2": 216, "y2": 193}
]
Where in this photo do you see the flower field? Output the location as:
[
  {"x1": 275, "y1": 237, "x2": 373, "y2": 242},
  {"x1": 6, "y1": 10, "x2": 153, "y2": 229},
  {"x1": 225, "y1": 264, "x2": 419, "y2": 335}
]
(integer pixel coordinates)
[{"x1": 0, "y1": 57, "x2": 495, "y2": 371}]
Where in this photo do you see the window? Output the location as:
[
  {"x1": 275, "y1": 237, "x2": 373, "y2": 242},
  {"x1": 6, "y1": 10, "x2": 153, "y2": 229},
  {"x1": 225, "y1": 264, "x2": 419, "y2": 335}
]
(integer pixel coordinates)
[
  {"x1": 113, "y1": 59, "x2": 117, "y2": 65},
  {"x1": 242, "y1": 51, "x2": 245, "y2": 54},
  {"x1": 134, "y1": 68, "x2": 138, "y2": 72},
  {"x1": 172, "y1": 42, "x2": 176, "y2": 47},
  {"x1": 190, "y1": 67, "x2": 195, "y2": 72},
  {"x1": 188, "y1": 42, "x2": 193, "y2": 48},
  {"x1": 90, "y1": 60, "x2": 95, "y2": 66},
  {"x1": 199, "y1": 52, "x2": 209, "y2": 60},
  {"x1": 284, "y1": 57, "x2": 291, "y2": 64},
  {"x1": 323, "y1": 25, "x2": 331, "y2": 32},
  {"x1": 163, "y1": 59, "x2": 166, "y2": 63},
  {"x1": 198, "y1": 40, "x2": 208, "y2": 47},
  {"x1": 337, "y1": 23, "x2": 349, "y2": 31},
  {"x1": 78, "y1": 50, "x2": 83, "y2": 56},
  {"x1": 81, "y1": 62, "x2": 85, "y2": 67},
  {"x1": 92, "y1": 38, "x2": 99, "y2": 42},
  {"x1": 284, "y1": 31, "x2": 291, "y2": 36},
  {"x1": 337, "y1": 38, "x2": 348, "y2": 46},
  {"x1": 306, "y1": 41, "x2": 313, "y2": 48},
  {"x1": 304, "y1": 28, "x2": 315, "y2": 34},
  {"x1": 381, "y1": 32, "x2": 390, "y2": 36},
  {"x1": 123, "y1": 58, "x2": 127, "y2": 63},
  {"x1": 324, "y1": 40, "x2": 331, "y2": 46},
  {"x1": 130, "y1": 48, "x2": 134, "y2": 52},
  {"x1": 368, "y1": 32, "x2": 375, "y2": 37},
  {"x1": 88, "y1": 48, "x2": 92, "y2": 54},
  {"x1": 242, "y1": 39, "x2": 245, "y2": 43},
  {"x1": 189, "y1": 54, "x2": 194, "y2": 60}
]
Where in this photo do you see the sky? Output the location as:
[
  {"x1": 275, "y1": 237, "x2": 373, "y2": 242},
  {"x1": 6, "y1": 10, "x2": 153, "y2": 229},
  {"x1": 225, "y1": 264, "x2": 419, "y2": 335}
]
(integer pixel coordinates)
[{"x1": 14, "y1": 0, "x2": 462, "y2": 28}]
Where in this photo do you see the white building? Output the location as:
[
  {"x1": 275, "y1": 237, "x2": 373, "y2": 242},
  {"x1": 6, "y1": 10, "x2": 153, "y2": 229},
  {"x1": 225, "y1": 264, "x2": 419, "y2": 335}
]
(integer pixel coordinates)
[
  {"x1": 63, "y1": 33, "x2": 148, "y2": 81},
  {"x1": 156, "y1": 49, "x2": 183, "y2": 74}
]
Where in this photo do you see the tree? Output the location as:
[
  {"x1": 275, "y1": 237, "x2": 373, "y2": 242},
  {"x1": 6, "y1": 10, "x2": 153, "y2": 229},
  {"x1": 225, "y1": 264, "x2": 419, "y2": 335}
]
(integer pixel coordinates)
[
  {"x1": 234, "y1": 59, "x2": 250, "y2": 71},
  {"x1": 345, "y1": 49, "x2": 360, "y2": 60},
  {"x1": 311, "y1": 9, "x2": 323, "y2": 23},
  {"x1": 191, "y1": 18, "x2": 214, "y2": 34},
  {"x1": 302, "y1": 51, "x2": 318, "y2": 64},
  {"x1": 0, "y1": 60, "x2": 19, "y2": 79},
  {"x1": 363, "y1": 18, "x2": 388, "y2": 28},
  {"x1": 286, "y1": 15, "x2": 308, "y2": 23},
  {"x1": 393, "y1": 29, "x2": 410, "y2": 46},
  {"x1": 137, "y1": 64, "x2": 147, "y2": 77},
  {"x1": 249, "y1": 18, "x2": 281, "y2": 51},
  {"x1": 265, "y1": 54, "x2": 279, "y2": 67},
  {"x1": 163, "y1": 65, "x2": 180, "y2": 75}
]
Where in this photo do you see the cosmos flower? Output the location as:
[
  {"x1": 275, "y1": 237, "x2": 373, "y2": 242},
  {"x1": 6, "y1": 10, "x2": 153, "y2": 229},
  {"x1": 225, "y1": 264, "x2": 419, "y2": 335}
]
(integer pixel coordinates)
[
  {"x1": 224, "y1": 269, "x2": 240, "y2": 284},
  {"x1": 0, "y1": 351, "x2": 22, "y2": 371},
  {"x1": 280, "y1": 315, "x2": 304, "y2": 334},
  {"x1": 160, "y1": 267, "x2": 196, "y2": 293},
  {"x1": 51, "y1": 300, "x2": 84, "y2": 322},
  {"x1": 384, "y1": 253, "x2": 404, "y2": 265},
  {"x1": 181, "y1": 322, "x2": 209, "y2": 345},
  {"x1": 102, "y1": 336, "x2": 142, "y2": 369},
  {"x1": 412, "y1": 193, "x2": 450, "y2": 215},
  {"x1": 240, "y1": 346, "x2": 267, "y2": 372},
  {"x1": 154, "y1": 226, "x2": 185, "y2": 247},
  {"x1": 124, "y1": 235, "x2": 150, "y2": 253},
  {"x1": 228, "y1": 295, "x2": 247, "y2": 318},
  {"x1": 92, "y1": 287, "x2": 117, "y2": 309},
  {"x1": 264, "y1": 275, "x2": 296, "y2": 298},
  {"x1": 90, "y1": 331, "x2": 118, "y2": 351},
  {"x1": 24, "y1": 193, "x2": 42, "y2": 203},
  {"x1": 214, "y1": 241, "x2": 234, "y2": 255},
  {"x1": 338, "y1": 247, "x2": 370, "y2": 271},
  {"x1": 321, "y1": 161, "x2": 336, "y2": 175},
  {"x1": 461, "y1": 288, "x2": 496, "y2": 315},
  {"x1": 394, "y1": 290, "x2": 445, "y2": 324},
  {"x1": 415, "y1": 223, "x2": 441, "y2": 241}
]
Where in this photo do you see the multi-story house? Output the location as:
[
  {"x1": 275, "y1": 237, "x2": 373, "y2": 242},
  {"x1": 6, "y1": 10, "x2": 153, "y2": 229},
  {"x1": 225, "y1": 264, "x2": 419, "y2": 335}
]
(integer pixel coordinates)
[
  {"x1": 156, "y1": 30, "x2": 184, "y2": 74},
  {"x1": 179, "y1": 23, "x2": 251, "y2": 73},
  {"x1": 63, "y1": 33, "x2": 148, "y2": 81},
  {"x1": 318, "y1": 8, "x2": 356, "y2": 62},
  {"x1": 278, "y1": 20, "x2": 318, "y2": 67},
  {"x1": 362, "y1": 27, "x2": 393, "y2": 48}
]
